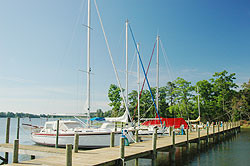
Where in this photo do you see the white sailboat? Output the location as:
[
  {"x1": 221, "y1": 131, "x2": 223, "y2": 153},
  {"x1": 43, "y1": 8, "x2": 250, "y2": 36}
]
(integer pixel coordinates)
[
  {"x1": 136, "y1": 35, "x2": 168, "y2": 135},
  {"x1": 31, "y1": 0, "x2": 133, "y2": 148}
]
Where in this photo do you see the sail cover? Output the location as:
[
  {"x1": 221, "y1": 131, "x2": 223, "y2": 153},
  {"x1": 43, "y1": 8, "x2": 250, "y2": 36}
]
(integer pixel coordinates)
[
  {"x1": 105, "y1": 111, "x2": 129, "y2": 123},
  {"x1": 141, "y1": 118, "x2": 188, "y2": 129}
]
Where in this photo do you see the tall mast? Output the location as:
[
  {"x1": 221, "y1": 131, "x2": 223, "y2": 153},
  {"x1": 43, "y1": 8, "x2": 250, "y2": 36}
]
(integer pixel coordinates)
[
  {"x1": 156, "y1": 35, "x2": 159, "y2": 111},
  {"x1": 137, "y1": 43, "x2": 140, "y2": 126},
  {"x1": 86, "y1": 0, "x2": 91, "y2": 126},
  {"x1": 125, "y1": 20, "x2": 129, "y2": 114},
  {"x1": 197, "y1": 86, "x2": 201, "y2": 125}
]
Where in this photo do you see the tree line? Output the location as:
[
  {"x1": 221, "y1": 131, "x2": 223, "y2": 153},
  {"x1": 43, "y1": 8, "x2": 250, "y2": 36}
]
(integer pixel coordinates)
[
  {"x1": 105, "y1": 70, "x2": 249, "y2": 122},
  {"x1": 0, "y1": 112, "x2": 47, "y2": 118}
]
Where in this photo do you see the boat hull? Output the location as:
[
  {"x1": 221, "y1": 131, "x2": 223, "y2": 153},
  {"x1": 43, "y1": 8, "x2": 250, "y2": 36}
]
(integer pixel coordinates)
[{"x1": 31, "y1": 132, "x2": 124, "y2": 148}]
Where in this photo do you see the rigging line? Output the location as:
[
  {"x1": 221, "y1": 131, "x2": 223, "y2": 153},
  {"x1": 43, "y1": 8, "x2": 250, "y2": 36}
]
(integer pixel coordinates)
[
  {"x1": 132, "y1": 41, "x2": 156, "y2": 120},
  {"x1": 159, "y1": 39, "x2": 175, "y2": 82},
  {"x1": 94, "y1": 0, "x2": 132, "y2": 123},
  {"x1": 128, "y1": 24, "x2": 162, "y2": 126},
  {"x1": 117, "y1": 23, "x2": 126, "y2": 71},
  {"x1": 129, "y1": 49, "x2": 137, "y2": 74},
  {"x1": 160, "y1": 42, "x2": 173, "y2": 82}
]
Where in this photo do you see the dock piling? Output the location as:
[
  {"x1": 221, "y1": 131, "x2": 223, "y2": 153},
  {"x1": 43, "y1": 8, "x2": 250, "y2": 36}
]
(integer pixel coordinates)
[
  {"x1": 66, "y1": 144, "x2": 72, "y2": 166},
  {"x1": 55, "y1": 120, "x2": 59, "y2": 148},
  {"x1": 5, "y1": 117, "x2": 10, "y2": 163},
  {"x1": 135, "y1": 129, "x2": 139, "y2": 143},
  {"x1": 74, "y1": 133, "x2": 79, "y2": 153},
  {"x1": 17, "y1": 117, "x2": 20, "y2": 140},
  {"x1": 206, "y1": 124, "x2": 209, "y2": 145},
  {"x1": 152, "y1": 129, "x2": 157, "y2": 156},
  {"x1": 110, "y1": 132, "x2": 115, "y2": 147},
  {"x1": 5, "y1": 117, "x2": 10, "y2": 143},
  {"x1": 31, "y1": 155, "x2": 35, "y2": 160},
  {"x1": 13, "y1": 139, "x2": 19, "y2": 163},
  {"x1": 115, "y1": 122, "x2": 117, "y2": 132},
  {"x1": 186, "y1": 128, "x2": 189, "y2": 144},
  {"x1": 170, "y1": 130, "x2": 176, "y2": 162},
  {"x1": 197, "y1": 128, "x2": 200, "y2": 149},
  {"x1": 120, "y1": 137, "x2": 125, "y2": 159},
  {"x1": 169, "y1": 126, "x2": 173, "y2": 136}
]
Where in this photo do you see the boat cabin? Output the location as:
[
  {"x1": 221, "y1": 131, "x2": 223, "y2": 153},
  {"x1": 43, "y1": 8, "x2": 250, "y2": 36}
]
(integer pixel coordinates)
[{"x1": 40, "y1": 120, "x2": 84, "y2": 133}]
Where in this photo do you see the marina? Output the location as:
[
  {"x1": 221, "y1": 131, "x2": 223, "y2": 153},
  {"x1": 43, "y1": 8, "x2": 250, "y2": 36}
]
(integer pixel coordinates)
[
  {"x1": 0, "y1": 0, "x2": 249, "y2": 166},
  {"x1": 0, "y1": 118, "x2": 241, "y2": 165}
]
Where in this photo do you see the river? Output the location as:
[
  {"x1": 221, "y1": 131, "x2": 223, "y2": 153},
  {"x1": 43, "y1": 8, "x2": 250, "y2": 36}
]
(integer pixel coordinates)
[{"x1": 0, "y1": 118, "x2": 249, "y2": 165}]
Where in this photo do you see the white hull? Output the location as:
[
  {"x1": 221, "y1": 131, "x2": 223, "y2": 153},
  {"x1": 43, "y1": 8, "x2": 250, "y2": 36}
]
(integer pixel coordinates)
[
  {"x1": 137, "y1": 126, "x2": 169, "y2": 135},
  {"x1": 31, "y1": 132, "x2": 124, "y2": 148}
]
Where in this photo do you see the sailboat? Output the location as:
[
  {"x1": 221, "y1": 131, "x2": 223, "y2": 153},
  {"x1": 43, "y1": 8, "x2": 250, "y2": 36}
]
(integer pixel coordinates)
[
  {"x1": 136, "y1": 36, "x2": 189, "y2": 134},
  {"x1": 129, "y1": 35, "x2": 168, "y2": 135},
  {"x1": 30, "y1": 0, "x2": 133, "y2": 148}
]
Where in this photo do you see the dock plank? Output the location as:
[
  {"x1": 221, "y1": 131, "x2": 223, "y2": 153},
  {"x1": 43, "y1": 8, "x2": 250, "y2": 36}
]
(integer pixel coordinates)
[{"x1": 6, "y1": 125, "x2": 238, "y2": 166}]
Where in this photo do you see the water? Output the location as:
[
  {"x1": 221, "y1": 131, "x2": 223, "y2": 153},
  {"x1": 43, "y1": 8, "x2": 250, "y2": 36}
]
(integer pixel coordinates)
[
  {"x1": 0, "y1": 117, "x2": 77, "y2": 164},
  {"x1": 0, "y1": 118, "x2": 249, "y2": 165},
  {"x1": 127, "y1": 128, "x2": 250, "y2": 166}
]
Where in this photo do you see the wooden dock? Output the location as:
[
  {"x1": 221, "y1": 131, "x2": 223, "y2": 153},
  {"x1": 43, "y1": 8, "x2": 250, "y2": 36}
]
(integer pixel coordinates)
[{"x1": 0, "y1": 121, "x2": 240, "y2": 166}]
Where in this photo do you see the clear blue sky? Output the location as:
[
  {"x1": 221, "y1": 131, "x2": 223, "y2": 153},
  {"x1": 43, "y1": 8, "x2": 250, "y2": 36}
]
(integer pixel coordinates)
[{"x1": 0, "y1": 0, "x2": 249, "y2": 114}]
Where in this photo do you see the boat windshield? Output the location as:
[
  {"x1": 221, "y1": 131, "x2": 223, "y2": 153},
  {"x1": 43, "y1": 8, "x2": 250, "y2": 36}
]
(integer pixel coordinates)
[
  {"x1": 45, "y1": 123, "x2": 53, "y2": 129},
  {"x1": 64, "y1": 122, "x2": 83, "y2": 129}
]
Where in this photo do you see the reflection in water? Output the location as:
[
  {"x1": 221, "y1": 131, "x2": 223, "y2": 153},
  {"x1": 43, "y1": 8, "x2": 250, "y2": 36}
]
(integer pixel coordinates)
[{"x1": 126, "y1": 128, "x2": 250, "y2": 166}]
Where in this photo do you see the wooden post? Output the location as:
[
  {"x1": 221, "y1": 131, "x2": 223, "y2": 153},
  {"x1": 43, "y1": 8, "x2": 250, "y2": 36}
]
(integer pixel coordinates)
[
  {"x1": 110, "y1": 132, "x2": 115, "y2": 147},
  {"x1": 135, "y1": 129, "x2": 139, "y2": 143},
  {"x1": 238, "y1": 121, "x2": 241, "y2": 132},
  {"x1": 197, "y1": 128, "x2": 200, "y2": 149},
  {"x1": 212, "y1": 124, "x2": 215, "y2": 142},
  {"x1": 217, "y1": 123, "x2": 220, "y2": 142},
  {"x1": 172, "y1": 130, "x2": 175, "y2": 148},
  {"x1": 13, "y1": 139, "x2": 19, "y2": 163},
  {"x1": 17, "y1": 117, "x2": 20, "y2": 140},
  {"x1": 222, "y1": 122, "x2": 225, "y2": 139},
  {"x1": 186, "y1": 128, "x2": 189, "y2": 144},
  {"x1": 218, "y1": 122, "x2": 220, "y2": 132},
  {"x1": 66, "y1": 144, "x2": 72, "y2": 166},
  {"x1": 74, "y1": 133, "x2": 79, "y2": 153},
  {"x1": 206, "y1": 124, "x2": 209, "y2": 145},
  {"x1": 120, "y1": 137, "x2": 125, "y2": 159},
  {"x1": 170, "y1": 130, "x2": 176, "y2": 162},
  {"x1": 169, "y1": 126, "x2": 173, "y2": 136},
  {"x1": 135, "y1": 158, "x2": 139, "y2": 166},
  {"x1": 152, "y1": 129, "x2": 157, "y2": 156},
  {"x1": 115, "y1": 122, "x2": 117, "y2": 132},
  {"x1": 5, "y1": 117, "x2": 10, "y2": 143},
  {"x1": 5, "y1": 117, "x2": 10, "y2": 164},
  {"x1": 55, "y1": 120, "x2": 59, "y2": 148}
]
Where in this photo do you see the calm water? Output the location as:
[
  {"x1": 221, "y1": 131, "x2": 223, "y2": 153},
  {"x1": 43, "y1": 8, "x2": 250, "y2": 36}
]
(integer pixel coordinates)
[
  {"x1": 0, "y1": 118, "x2": 249, "y2": 165},
  {"x1": 127, "y1": 128, "x2": 250, "y2": 166}
]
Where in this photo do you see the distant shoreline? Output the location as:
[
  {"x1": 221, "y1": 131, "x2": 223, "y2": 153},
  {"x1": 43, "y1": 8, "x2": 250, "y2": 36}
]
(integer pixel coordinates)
[{"x1": 0, "y1": 112, "x2": 96, "y2": 118}]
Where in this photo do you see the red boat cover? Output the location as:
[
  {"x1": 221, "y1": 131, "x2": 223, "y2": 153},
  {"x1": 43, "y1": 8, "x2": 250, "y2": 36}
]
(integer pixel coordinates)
[{"x1": 141, "y1": 118, "x2": 188, "y2": 129}]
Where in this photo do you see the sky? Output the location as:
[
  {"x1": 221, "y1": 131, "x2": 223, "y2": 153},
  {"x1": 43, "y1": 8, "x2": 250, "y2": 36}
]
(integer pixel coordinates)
[{"x1": 0, "y1": 0, "x2": 249, "y2": 115}]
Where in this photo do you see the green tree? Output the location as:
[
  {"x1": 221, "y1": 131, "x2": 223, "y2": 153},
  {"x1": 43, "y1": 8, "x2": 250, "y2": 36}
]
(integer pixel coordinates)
[
  {"x1": 108, "y1": 84, "x2": 122, "y2": 117},
  {"x1": 172, "y1": 77, "x2": 194, "y2": 120},
  {"x1": 96, "y1": 109, "x2": 104, "y2": 117},
  {"x1": 210, "y1": 70, "x2": 238, "y2": 121},
  {"x1": 166, "y1": 81, "x2": 177, "y2": 117},
  {"x1": 195, "y1": 80, "x2": 215, "y2": 122}
]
